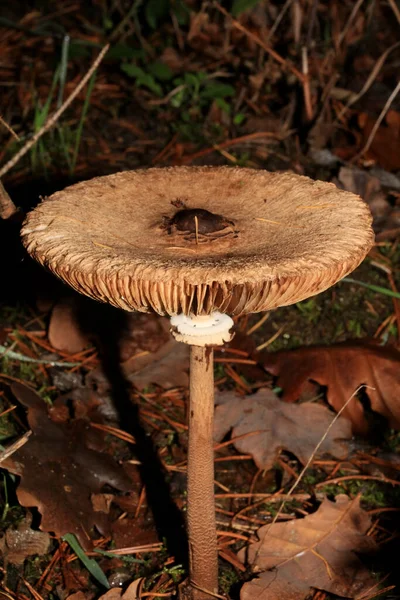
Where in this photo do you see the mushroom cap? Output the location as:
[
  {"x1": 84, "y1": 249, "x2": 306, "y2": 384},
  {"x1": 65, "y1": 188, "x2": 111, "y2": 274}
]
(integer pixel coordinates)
[{"x1": 21, "y1": 167, "x2": 374, "y2": 316}]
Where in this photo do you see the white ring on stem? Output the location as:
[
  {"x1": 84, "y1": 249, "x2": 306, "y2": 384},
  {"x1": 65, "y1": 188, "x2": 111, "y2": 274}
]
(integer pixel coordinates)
[{"x1": 170, "y1": 312, "x2": 234, "y2": 346}]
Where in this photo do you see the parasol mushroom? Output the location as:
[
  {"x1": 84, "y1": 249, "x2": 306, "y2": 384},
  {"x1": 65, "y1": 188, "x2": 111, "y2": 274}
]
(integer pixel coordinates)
[{"x1": 21, "y1": 166, "x2": 374, "y2": 599}]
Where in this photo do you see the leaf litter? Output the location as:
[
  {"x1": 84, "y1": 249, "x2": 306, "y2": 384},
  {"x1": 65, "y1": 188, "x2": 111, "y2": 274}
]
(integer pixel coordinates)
[
  {"x1": 214, "y1": 389, "x2": 351, "y2": 470},
  {"x1": 98, "y1": 578, "x2": 144, "y2": 599},
  {"x1": 3, "y1": 0, "x2": 400, "y2": 597},
  {"x1": 0, "y1": 513, "x2": 50, "y2": 566},
  {"x1": 336, "y1": 166, "x2": 400, "y2": 241},
  {"x1": 49, "y1": 298, "x2": 190, "y2": 390},
  {"x1": 2, "y1": 382, "x2": 133, "y2": 549},
  {"x1": 263, "y1": 340, "x2": 400, "y2": 434},
  {"x1": 239, "y1": 495, "x2": 377, "y2": 600}
]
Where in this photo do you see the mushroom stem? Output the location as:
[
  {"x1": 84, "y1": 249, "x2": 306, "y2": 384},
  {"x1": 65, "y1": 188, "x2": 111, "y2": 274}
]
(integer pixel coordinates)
[{"x1": 187, "y1": 345, "x2": 218, "y2": 599}]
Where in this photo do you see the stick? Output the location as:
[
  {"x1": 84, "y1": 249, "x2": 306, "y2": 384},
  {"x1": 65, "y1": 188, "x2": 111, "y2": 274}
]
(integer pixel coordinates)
[
  {"x1": 0, "y1": 44, "x2": 110, "y2": 179},
  {"x1": 214, "y1": 2, "x2": 304, "y2": 82},
  {"x1": 354, "y1": 80, "x2": 400, "y2": 161},
  {"x1": 0, "y1": 431, "x2": 31, "y2": 465},
  {"x1": 0, "y1": 115, "x2": 20, "y2": 141},
  {"x1": 388, "y1": 0, "x2": 400, "y2": 26},
  {"x1": 0, "y1": 344, "x2": 81, "y2": 367}
]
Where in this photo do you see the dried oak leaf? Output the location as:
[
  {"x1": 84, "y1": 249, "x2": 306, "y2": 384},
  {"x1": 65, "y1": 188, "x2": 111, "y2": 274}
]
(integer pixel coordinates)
[
  {"x1": 66, "y1": 593, "x2": 88, "y2": 600},
  {"x1": 121, "y1": 315, "x2": 189, "y2": 389},
  {"x1": 3, "y1": 383, "x2": 132, "y2": 549},
  {"x1": 263, "y1": 341, "x2": 400, "y2": 434},
  {"x1": 214, "y1": 389, "x2": 351, "y2": 470},
  {"x1": 48, "y1": 297, "x2": 91, "y2": 354},
  {"x1": 98, "y1": 578, "x2": 144, "y2": 600},
  {"x1": 239, "y1": 495, "x2": 377, "y2": 600},
  {"x1": 111, "y1": 515, "x2": 159, "y2": 549},
  {"x1": 124, "y1": 338, "x2": 189, "y2": 389},
  {"x1": 0, "y1": 514, "x2": 50, "y2": 566},
  {"x1": 89, "y1": 315, "x2": 189, "y2": 391}
]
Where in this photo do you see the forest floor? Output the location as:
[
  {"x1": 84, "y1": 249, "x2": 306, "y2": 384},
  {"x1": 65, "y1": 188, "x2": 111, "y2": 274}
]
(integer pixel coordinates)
[{"x1": 1, "y1": 1, "x2": 400, "y2": 599}]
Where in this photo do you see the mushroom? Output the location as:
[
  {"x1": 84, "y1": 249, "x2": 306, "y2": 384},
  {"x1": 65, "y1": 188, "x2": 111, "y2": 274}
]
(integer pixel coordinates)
[{"x1": 21, "y1": 166, "x2": 374, "y2": 599}]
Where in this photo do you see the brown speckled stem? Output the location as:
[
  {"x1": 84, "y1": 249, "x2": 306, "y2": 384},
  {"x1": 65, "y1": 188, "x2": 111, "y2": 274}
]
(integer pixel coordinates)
[{"x1": 187, "y1": 345, "x2": 218, "y2": 599}]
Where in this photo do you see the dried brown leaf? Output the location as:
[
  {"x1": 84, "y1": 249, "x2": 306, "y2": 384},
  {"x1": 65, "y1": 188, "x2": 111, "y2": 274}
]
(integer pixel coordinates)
[
  {"x1": 214, "y1": 389, "x2": 351, "y2": 470},
  {"x1": 98, "y1": 590, "x2": 123, "y2": 600},
  {"x1": 119, "y1": 314, "x2": 170, "y2": 362},
  {"x1": 3, "y1": 383, "x2": 132, "y2": 549},
  {"x1": 239, "y1": 495, "x2": 377, "y2": 600},
  {"x1": 98, "y1": 578, "x2": 144, "y2": 600},
  {"x1": 111, "y1": 516, "x2": 159, "y2": 549},
  {"x1": 263, "y1": 341, "x2": 400, "y2": 434},
  {"x1": 336, "y1": 166, "x2": 391, "y2": 231},
  {"x1": 0, "y1": 514, "x2": 50, "y2": 566},
  {"x1": 66, "y1": 593, "x2": 88, "y2": 600},
  {"x1": 358, "y1": 110, "x2": 400, "y2": 171},
  {"x1": 48, "y1": 298, "x2": 91, "y2": 354},
  {"x1": 124, "y1": 338, "x2": 189, "y2": 389},
  {"x1": 89, "y1": 314, "x2": 189, "y2": 391}
]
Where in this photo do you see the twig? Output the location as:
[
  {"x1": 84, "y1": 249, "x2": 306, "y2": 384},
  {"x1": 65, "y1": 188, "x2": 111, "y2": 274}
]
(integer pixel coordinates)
[
  {"x1": 0, "y1": 115, "x2": 20, "y2": 141},
  {"x1": 246, "y1": 312, "x2": 269, "y2": 335},
  {"x1": 214, "y1": 2, "x2": 304, "y2": 82},
  {"x1": 0, "y1": 181, "x2": 18, "y2": 220},
  {"x1": 256, "y1": 326, "x2": 285, "y2": 351},
  {"x1": 181, "y1": 131, "x2": 287, "y2": 165},
  {"x1": 338, "y1": 0, "x2": 365, "y2": 47},
  {"x1": 302, "y1": 46, "x2": 313, "y2": 121},
  {"x1": 0, "y1": 344, "x2": 80, "y2": 367},
  {"x1": 353, "y1": 80, "x2": 400, "y2": 162},
  {"x1": 336, "y1": 41, "x2": 400, "y2": 122},
  {"x1": 0, "y1": 44, "x2": 110, "y2": 179},
  {"x1": 266, "y1": 0, "x2": 293, "y2": 43},
  {"x1": 388, "y1": 0, "x2": 400, "y2": 26},
  {"x1": 0, "y1": 431, "x2": 31, "y2": 465}
]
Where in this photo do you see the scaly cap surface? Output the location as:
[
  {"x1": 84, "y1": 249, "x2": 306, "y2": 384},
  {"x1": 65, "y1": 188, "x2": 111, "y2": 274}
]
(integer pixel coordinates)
[{"x1": 22, "y1": 166, "x2": 374, "y2": 315}]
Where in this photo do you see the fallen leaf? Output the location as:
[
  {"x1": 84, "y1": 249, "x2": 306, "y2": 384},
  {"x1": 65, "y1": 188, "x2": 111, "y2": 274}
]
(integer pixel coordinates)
[
  {"x1": 262, "y1": 341, "x2": 400, "y2": 434},
  {"x1": 89, "y1": 314, "x2": 189, "y2": 391},
  {"x1": 48, "y1": 297, "x2": 91, "y2": 354},
  {"x1": 336, "y1": 166, "x2": 392, "y2": 232},
  {"x1": 125, "y1": 338, "x2": 189, "y2": 389},
  {"x1": 98, "y1": 578, "x2": 144, "y2": 599},
  {"x1": 91, "y1": 493, "x2": 114, "y2": 514},
  {"x1": 214, "y1": 389, "x2": 351, "y2": 470},
  {"x1": 122, "y1": 578, "x2": 145, "y2": 599},
  {"x1": 98, "y1": 590, "x2": 123, "y2": 600},
  {"x1": 66, "y1": 593, "x2": 88, "y2": 600},
  {"x1": 239, "y1": 495, "x2": 377, "y2": 600},
  {"x1": 222, "y1": 331, "x2": 268, "y2": 382},
  {"x1": 111, "y1": 516, "x2": 159, "y2": 549},
  {"x1": 119, "y1": 313, "x2": 170, "y2": 362},
  {"x1": 0, "y1": 514, "x2": 50, "y2": 565},
  {"x1": 358, "y1": 110, "x2": 400, "y2": 172},
  {"x1": 3, "y1": 383, "x2": 132, "y2": 549}
]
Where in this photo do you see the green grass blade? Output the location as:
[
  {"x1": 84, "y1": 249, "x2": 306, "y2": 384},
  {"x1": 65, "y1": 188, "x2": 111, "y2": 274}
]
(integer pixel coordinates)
[
  {"x1": 70, "y1": 72, "x2": 96, "y2": 174},
  {"x1": 31, "y1": 65, "x2": 60, "y2": 172},
  {"x1": 63, "y1": 533, "x2": 110, "y2": 589},
  {"x1": 57, "y1": 34, "x2": 70, "y2": 108},
  {"x1": 342, "y1": 277, "x2": 400, "y2": 299}
]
